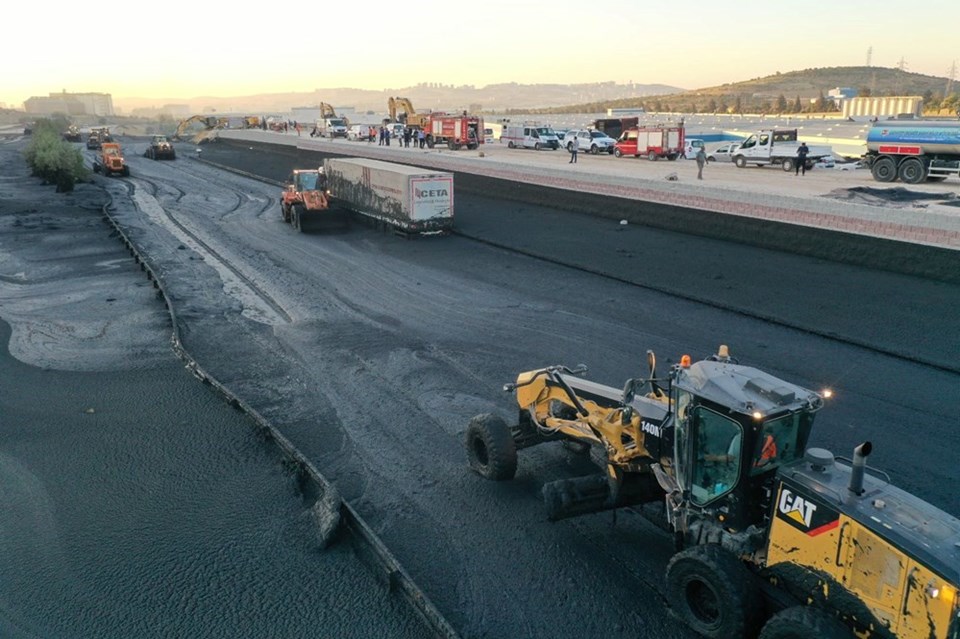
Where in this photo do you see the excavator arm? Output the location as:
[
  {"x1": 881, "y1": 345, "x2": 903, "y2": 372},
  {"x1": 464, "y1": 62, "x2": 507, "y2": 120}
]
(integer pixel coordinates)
[
  {"x1": 389, "y1": 97, "x2": 421, "y2": 125},
  {"x1": 173, "y1": 115, "x2": 218, "y2": 141},
  {"x1": 318, "y1": 102, "x2": 336, "y2": 119}
]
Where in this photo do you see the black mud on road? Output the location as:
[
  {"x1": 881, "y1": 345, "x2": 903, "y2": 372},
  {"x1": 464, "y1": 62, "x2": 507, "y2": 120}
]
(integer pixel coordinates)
[
  {"x1": 0, "y1": 139, "x2": 429, "y2": 639},
  {"x1": 199, "y1": 138, "x2": 960, "y2": 373},
  {"x1": 11, "y1": 133, "x2": 952, "y2": 638},
  {"x1": 98, "y1": 137, "x2": 959, "y2": 638}
]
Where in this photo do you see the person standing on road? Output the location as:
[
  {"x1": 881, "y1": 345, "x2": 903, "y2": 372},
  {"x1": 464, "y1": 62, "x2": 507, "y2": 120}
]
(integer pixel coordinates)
[
  {"x1": 695, "y1": 147, "x2": 707, "y2": 179},
  {"x1": 795, "y1": 142, "x2": 809, "y2": 176},
  {"x1": 418, "y1": 129, "x2": 426, "y2": 149},
  {"x1": 569, "y1": 134, "x2": 579, "y2": 163}
]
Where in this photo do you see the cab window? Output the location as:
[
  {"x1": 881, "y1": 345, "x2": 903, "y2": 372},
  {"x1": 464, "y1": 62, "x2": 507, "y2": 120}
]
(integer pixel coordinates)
[
  {"x1": 749, "y1": 410, "x2": 814, "y2": 477},
  {"x1": 691, "y1": 406, "x2": 742, "y2": 505},
  {"x1": 758, "y1": 134, "x2": 770, "y2": 145},
  {"x1": 740, "y1": 135, "x2": 757, "y2": 149}
]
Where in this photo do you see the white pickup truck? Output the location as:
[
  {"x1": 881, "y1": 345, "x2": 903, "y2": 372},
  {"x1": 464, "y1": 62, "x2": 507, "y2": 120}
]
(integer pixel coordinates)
[{"x1": 732, "y1": 129, "x2": 831, "y2": 172}]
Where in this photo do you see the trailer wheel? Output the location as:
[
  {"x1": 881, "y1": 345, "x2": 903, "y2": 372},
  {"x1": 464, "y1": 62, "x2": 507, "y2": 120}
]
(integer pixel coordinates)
[
  {"x1": 758, "y1": 606, "x2": 848, "y2": 639},
  {"x1": 781, "y1": 158, "x2": 795, "y2": 172},
  {"x1": 871, "y1": 156, "x2": 897, "y2": 182},
  {"x1": 647, "y1": 151, "x2": 658, "y2": 161},
  {"x1": 507, "y1": 141, "x2": 515, "y2": 149},
  {"x1": 734, "y1": 155, "x2": 747, "y2": 169},
  {"x1": 614, "y1": 148, "x2": 623, "y2": 158},
  {"x1": 466, "y1": 413, "x2": 517, "y2": 481},
  {"x1": 666, "y1": 545, "x2": 761, "y2": 639},
  {"x1": 898, "y1": 157, "x2": 927, "y2": 184}
]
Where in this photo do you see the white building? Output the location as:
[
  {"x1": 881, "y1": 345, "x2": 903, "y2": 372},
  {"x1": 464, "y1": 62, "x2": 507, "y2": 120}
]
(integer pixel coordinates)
[
  {"x1": 23, "y1": 91, "x2": 114, "y2": 116},
  {"x1": 842, "y1": 96, "x2": 922, "y2": 120}
]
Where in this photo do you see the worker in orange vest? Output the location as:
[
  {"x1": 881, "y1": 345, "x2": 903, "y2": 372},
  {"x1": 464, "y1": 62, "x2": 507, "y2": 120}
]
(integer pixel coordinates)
[{"x1": 755, "y1": 430, "x2": 778, "y2": 468}]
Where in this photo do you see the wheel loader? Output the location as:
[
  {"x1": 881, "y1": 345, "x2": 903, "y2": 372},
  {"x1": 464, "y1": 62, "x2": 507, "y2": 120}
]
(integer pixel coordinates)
[
  {"x1": 280, "y1": 168, "x2": 348, "y2": 232},
  {"x1": 466, "y1": 346, "x2": 960, "y2": 639}
]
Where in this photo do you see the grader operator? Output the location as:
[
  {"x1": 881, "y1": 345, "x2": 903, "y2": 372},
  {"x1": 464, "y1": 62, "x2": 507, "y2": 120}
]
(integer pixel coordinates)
[{"x1": 467, "y1": 346, "x2": 960, "y2": 639}]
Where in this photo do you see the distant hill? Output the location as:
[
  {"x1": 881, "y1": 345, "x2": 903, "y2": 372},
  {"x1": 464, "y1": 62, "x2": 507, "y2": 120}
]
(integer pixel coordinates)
[
  {"x1": 115, "y1": 82, "x2": 685, "y2": 116},
  {"x1": 535, "y1": 66, "x2": 952, "y2": 114}
]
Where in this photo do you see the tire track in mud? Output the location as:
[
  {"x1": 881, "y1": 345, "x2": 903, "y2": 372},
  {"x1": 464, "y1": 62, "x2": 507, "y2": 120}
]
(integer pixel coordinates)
[
  {"x1": 186, "y1": 152, "x2": 957, "y2": 375},
  {"x1": 125, "y1": 176, "x2": 292, "y2": 325},
  {"x1": 97, "y1": 186, "x2": 461, "y2": 639}
]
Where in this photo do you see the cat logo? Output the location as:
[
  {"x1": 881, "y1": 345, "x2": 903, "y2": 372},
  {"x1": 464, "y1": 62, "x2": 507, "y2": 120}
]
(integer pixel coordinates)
[
  {"x1": 775, "y1": 486, "x2": 840, "y2": 537},
  {"x1": 779, "y1": 489, "x2": 817, "y2": 528}
]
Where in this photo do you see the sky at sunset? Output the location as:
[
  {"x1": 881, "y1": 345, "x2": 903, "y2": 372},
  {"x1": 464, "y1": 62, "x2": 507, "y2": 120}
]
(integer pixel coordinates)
[{"x1": 3, "y1": 0, "x2": 955, "y2": 108}]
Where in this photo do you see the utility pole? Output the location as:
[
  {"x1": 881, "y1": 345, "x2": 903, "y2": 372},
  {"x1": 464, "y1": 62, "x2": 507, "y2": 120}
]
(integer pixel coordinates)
[{"x1": 946, "y1": 61, "x2": 957, "y2": 98}]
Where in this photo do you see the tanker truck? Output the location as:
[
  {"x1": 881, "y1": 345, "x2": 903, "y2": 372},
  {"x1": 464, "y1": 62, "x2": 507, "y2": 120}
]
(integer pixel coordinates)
[{"x1": 864, "y1": 120, "x2": 960, "y2": 184}]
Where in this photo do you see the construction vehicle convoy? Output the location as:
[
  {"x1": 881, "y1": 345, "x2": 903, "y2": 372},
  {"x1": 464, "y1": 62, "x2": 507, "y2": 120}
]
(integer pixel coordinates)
[
  {"x1": 864, "y1": 120, "x2": 960, "y2": 183},
  {"x1": 324, "y1": 158, "x2": 454, "y2": 235},
  {"x1": 92, "y1": 142, "x2": 129, "y2": 177},
  {"x1": 467, "y1": 346, "x2": 960, "y2": 639},
  {"x1": 733, "y1": 129, "x2": 831, "y2": 171},
  {"x1": 614, "y1": 124, "x2": 686, "y2": 160},
  {"x1": 144, "y1": 135, "x2": 176, "y2": 160}
]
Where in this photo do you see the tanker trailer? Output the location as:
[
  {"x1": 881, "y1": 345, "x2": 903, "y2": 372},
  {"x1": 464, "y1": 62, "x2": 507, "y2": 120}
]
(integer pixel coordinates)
[{"x1": 864, "y1": 120, "x2": 960, "y2": 184}]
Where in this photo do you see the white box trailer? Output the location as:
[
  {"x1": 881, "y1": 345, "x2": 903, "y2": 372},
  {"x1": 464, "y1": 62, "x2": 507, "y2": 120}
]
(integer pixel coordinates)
[{"x1": 324, "y1": 158, "x2": 454, "y2": 234}]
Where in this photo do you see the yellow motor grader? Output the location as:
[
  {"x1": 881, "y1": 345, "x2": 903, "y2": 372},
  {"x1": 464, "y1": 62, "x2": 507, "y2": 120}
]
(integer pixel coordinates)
[{"x1": 466, "y1": 346, "x2": 960, "y2": 639}]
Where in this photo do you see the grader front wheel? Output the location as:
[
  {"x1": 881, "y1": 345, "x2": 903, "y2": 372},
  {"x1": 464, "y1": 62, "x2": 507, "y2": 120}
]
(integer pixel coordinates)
[
  {"x1": 665, "y1": 545, "x2": 762, "y2": 639},
  {"x1": 466, "y1": 414, "x2": 517, "y2": 480}
]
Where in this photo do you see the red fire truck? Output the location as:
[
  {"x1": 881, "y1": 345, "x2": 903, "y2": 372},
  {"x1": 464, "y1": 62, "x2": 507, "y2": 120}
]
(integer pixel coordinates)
[
  {"x1": 424, "y1": 113, "x2": 484, "y2": 150},
  {"x1": 613, "y1": 124, "x2": 685, "y2": 161}
]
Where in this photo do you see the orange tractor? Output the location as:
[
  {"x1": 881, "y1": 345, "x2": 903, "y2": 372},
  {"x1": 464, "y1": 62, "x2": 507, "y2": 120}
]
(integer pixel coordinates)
[{"x1": 280, "y1": 168, "x2": 348, "y2": 232}]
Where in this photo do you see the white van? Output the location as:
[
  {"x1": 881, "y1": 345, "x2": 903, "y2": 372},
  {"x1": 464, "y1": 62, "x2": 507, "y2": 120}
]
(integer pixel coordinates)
[
  {"x1": 683, "y1": 138, "x2": 705, "y2": 159},
  {"x1": 501, "y1": 124, "x2": 560, "y2": 150},
  {"x1": 348, "y1": 124, "x2": 373, "y2": 141}
]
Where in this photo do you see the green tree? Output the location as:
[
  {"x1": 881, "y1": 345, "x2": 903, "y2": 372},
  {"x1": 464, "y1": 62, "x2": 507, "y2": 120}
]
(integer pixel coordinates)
[
  {"x1": 734, "y1": 95, "x2": 742, "y2": 114},
  {"x1": 22, "y1": 118, "x2": 89, "y2": 192},
  {"x1": 776, "y1": 94, "x2": 788, "y2": 112},
  {"x1": 816, "y1": 90, "x2": 829, "y2": 112},
  {"x1": 793, "y1": 96, "x2": 803, "y2": 113},
  {"x1": 707, "y1": 98, "x2": 717, "y2": 113}
]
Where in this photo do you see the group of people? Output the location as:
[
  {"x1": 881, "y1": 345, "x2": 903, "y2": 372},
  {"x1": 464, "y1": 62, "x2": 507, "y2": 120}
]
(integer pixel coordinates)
[{"x1": 374, "y1": 125, "x2": 427, "y2": 148}]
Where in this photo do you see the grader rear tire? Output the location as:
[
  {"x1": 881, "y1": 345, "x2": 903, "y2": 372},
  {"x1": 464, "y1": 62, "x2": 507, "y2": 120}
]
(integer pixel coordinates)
[
  {"x1": 666, "y1": 545, "x2": 761, "y2": 639},
  {"x1": 466, "y1": 414, "x2": 517, "y2": 480},
  {"x1": 758, "y1": 606, "x2": 849, "y2": 639}
]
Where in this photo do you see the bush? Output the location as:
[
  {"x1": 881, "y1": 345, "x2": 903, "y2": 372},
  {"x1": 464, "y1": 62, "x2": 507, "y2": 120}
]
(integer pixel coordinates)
[{"x1": 22, "y1": 118, "x2": 89, "y2": 192}]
